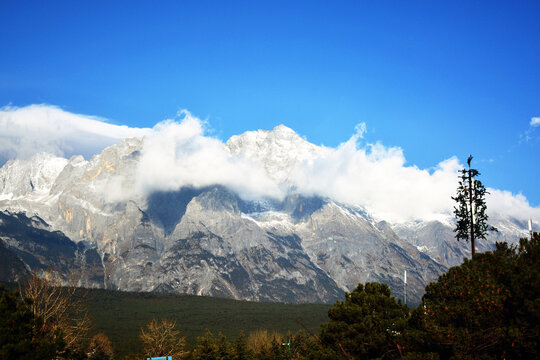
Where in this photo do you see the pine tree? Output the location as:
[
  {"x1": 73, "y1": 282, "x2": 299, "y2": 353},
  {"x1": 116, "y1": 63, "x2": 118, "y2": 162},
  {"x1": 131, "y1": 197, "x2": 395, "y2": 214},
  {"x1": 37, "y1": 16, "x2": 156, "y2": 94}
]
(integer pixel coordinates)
[
  {"x1": 233, "y1": 332, "x2": 251, "y2": 360},
  {"x1": 452, "y1": 155, "x2": 496, "y2": 257},
  {"x1": 216, "y1": 333, "x2": 234, "y2": 360},
  {"x1": 317, "y1": 283, "x2": 409, "y2": 359},
  {"x1": 192, "y1": 329, "x2": 219, "y2": 360}
]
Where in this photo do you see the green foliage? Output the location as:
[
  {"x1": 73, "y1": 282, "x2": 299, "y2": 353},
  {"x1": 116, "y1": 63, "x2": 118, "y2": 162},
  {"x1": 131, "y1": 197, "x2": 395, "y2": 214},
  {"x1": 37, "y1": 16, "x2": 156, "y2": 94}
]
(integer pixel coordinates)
[
  {"x1": 315, "y1": 282, "x2": 409, "y2": 360},
  {"x1": 0, "y1": 284, "x2": 65, "y2": 359},
  {"x1": 82, "y1": 289, "x2": 329, "y2": 358},
  {"x1": 0, "y1": 283, "x2": 328, "y2": 359},
  {"x1": 190, "y1": 329, "x2": 313, "y2": 360},
  {"x1": 191, "y1": 330, "x2": 251, "y2": 360},
  {"x1": 192, "y1": 329, "x2": 220, "y2": 360},
  {"x1": 452, "y1": 155, "x2": 496, "y2": 256},
  {"x1": 232, "y1": 331, "x2": 251, "y2": 360},
  {"x1": 216, "y1": 333, "x2": 234, "y2": 360},
  {"x1": 407, "y1": 234, "x2": 540, "y2": 359}
]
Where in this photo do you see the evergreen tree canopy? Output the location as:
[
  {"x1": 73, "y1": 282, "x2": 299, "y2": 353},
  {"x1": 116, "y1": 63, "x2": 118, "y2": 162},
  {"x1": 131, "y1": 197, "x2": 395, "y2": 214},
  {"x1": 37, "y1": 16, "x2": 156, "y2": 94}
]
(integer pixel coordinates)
[
  {"x1": 408, "y1": 234, "x2": 540, "y2": 359},
  {"x1": 317, "y1": 282, "x2": 409, "y2": 360},
  {"x1": 452, "y1": 155, "x2": 497, "y2": 257}
]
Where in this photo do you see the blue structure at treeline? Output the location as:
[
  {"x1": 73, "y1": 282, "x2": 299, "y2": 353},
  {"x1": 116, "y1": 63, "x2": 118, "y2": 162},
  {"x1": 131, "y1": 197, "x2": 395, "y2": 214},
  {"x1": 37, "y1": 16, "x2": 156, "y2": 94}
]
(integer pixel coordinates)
[{"x1": 146, "y1": 357, "x2": 172, "y2": 360}]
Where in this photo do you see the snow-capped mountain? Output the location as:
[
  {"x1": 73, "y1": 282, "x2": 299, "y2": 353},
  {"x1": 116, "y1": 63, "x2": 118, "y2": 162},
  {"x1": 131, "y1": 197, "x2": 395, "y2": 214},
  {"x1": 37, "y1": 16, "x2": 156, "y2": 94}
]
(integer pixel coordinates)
[
  {"x1": 226, "y1": 124, "x2": 329, "y2": 184},
  {"x1": 0, "y1": 126, "x2": 531, "y2": 304}
]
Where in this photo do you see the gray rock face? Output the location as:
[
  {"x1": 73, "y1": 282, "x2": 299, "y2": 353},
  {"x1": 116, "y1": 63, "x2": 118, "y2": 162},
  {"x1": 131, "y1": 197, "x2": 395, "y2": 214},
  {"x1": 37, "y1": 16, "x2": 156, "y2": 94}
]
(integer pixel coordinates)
[
  {"x1": 0, "y1": 130, "x2": 531, "y2": 304},
  {"x1": 101, "y1": 186, "x2": 344, "y2": 303},
  {"x1": 244, "y1": 197, "x2": 446, "y2": 304},
  {"x1": 0, "y1": 210, "x2": 103, "y2": 287},
  {"x1": 393, "y1": 217, "x2": 529, "y2": 269}
]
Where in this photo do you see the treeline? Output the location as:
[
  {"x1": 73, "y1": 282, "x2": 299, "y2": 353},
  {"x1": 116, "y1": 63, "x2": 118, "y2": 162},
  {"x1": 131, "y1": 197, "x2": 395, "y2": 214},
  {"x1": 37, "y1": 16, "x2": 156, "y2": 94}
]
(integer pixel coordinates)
[
  {"x1": 82, "y1": 286, "x2": 328, "y2": 356},
  {"x1": 1, "y1": 234, "x2": 538, "y2": 359}
]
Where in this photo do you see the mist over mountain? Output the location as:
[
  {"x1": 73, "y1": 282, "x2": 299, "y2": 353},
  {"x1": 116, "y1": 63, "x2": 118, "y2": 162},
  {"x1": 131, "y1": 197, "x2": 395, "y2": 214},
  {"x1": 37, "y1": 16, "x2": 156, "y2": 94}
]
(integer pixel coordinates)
[{"x1": 0, "y1": 106, "x2": 537, "y2": 304}]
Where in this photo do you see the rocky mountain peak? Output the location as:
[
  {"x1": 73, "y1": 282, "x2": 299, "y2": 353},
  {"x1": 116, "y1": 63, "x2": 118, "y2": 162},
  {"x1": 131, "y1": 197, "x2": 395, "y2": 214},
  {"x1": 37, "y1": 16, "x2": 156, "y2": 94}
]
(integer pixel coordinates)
[{"x1": 226, "y1": 125, "x2": 328, "y2": 183}]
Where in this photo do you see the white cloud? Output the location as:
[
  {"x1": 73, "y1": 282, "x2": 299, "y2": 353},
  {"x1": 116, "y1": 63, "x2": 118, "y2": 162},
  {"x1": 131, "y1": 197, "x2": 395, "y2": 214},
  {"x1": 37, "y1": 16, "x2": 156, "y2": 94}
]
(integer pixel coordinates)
[
  {"x1": 288, "y1": 136, "x2": 461, "y2": 223},
  {"x1": 1, "y1": 104, "x2": 539, "y2": 224},
  {"x1": 531, "y1": 117, "x2": 540, "y2": 127},
  {"x1": 135, "y1": 110, "x2": 283, "y2": 200},
  {"x1": 486, "y1": 189, "x2": 540, "y2": 222},
  {"x1": 0, "y1": 104, "x2": 151, "y2": 164}
]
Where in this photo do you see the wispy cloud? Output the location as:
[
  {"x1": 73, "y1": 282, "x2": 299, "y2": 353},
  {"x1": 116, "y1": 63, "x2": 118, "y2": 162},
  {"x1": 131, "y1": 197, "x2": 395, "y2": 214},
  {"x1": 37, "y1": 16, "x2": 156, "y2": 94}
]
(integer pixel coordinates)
[
  {"x1": 0, "y1": 104, "x2": 151, "y2": 164},
  {"x1": 521, "y1": 116, "x2": 540, "y2": 143}
]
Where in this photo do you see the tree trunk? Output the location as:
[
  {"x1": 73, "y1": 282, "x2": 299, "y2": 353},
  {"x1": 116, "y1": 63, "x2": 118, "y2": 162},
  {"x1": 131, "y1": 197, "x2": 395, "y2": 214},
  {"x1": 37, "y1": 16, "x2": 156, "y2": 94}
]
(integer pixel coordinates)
[{"x1": 468, "y1": 167, "x2": 475, "y2": 257}]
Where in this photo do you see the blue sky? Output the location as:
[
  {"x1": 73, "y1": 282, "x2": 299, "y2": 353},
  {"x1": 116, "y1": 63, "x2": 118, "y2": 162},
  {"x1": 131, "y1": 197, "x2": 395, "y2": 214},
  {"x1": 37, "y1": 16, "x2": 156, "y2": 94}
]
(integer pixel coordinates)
[{"x1": 1, "y1": 1, "x2": 539, "y2": 206}]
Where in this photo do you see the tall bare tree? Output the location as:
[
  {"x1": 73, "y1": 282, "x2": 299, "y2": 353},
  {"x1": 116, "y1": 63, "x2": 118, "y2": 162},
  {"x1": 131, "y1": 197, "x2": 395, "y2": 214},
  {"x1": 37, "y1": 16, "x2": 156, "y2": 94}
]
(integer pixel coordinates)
[
  {"x1": 22, "y1": 271, "x2": 91, "y2": 353},
  {"x1": 139, "y1": 318, "x2": 189, "y2": 359},
  {"x1": 88, "y1": 333, "x2": 114, "y2": 360}
]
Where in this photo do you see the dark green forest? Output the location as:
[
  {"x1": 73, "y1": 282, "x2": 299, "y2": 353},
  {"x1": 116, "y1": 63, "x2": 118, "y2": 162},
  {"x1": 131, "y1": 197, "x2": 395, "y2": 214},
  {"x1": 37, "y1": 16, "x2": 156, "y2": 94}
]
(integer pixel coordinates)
[{"x1": 85, "y1": 289, "x2": 329, "y2": 357}]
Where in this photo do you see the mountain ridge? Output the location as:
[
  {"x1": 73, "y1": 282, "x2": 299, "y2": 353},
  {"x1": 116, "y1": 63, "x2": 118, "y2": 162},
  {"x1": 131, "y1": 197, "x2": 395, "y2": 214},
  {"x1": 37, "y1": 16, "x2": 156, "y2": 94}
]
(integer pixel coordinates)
[{"x1": 0, "y1": 125, "x2": 531, "y2": 304}]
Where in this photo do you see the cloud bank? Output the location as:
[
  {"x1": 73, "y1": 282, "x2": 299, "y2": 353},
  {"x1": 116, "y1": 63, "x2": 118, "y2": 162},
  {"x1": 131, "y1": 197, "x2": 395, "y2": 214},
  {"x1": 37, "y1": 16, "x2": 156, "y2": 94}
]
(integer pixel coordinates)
[
  {"x1": 1, "y1": 104, "x2": 539, "y2": 224},
  {"x1": 0, "y1": 104, "x2": 151, "y2": 164},
  {"x1": 531, "y1": 117, "x2": 540, "y2": 127},
  {"x1": 289, "y1": 140, "x2": 462, "y2": 222}
]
